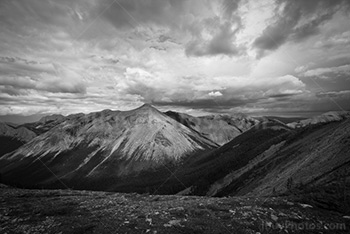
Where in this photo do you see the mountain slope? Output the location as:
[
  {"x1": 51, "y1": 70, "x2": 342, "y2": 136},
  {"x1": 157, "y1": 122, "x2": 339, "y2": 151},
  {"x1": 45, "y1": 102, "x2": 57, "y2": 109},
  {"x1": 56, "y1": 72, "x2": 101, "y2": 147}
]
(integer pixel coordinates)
[
  {"x1": 0, "y1": 104, "x2": 217, "y2": 192},
  {"x1": 186, "y1": 118, "x2": 350, "y2": 213},
  {"x1": 0, "y1": 122, "x2": 36, "y2": 157},
  {"x1": 165, "y1": 111, "x2": 258, "y2": 145},
  {"x1": 162, "y1": 119, "x2": 294, "y2": 196}
]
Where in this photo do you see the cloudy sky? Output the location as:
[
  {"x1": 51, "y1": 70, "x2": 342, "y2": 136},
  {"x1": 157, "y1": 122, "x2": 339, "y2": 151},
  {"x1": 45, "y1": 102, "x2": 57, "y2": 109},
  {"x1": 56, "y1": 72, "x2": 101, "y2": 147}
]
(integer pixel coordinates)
[{"x1": 1, "y1": 0, "x2": 350, "y2": 122}]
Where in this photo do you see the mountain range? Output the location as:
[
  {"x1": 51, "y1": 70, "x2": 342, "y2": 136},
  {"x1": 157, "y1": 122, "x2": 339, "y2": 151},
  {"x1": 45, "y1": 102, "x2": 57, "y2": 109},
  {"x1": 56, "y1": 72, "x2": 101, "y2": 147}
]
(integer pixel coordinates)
[{"x1": 1, "y1": 104, "x2": 349, "y2": 214}]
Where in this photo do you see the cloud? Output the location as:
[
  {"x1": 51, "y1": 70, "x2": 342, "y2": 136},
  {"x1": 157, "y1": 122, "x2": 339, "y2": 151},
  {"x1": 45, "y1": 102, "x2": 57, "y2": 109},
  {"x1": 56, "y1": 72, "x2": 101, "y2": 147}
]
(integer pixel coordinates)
[
  {"x1": 0, "y1": 0, "x2": 349, "y2": 117},
  {"x1": 100, "y1": 0, "x2": 190, "y2": 29},
  {"x1": 222, "y1": 0, "x2": 242, "y2": 19},
  {"x1": 0, "y1": 60, "x2": 86, "y2": 94},
  {"x1": 99, "y1": 0, "x2": 245, "y2": 57},
  {"x1": 208, "y1": 91, "x2": 223, "y2": 97},
  {"x1": 184, "y1": 0, "x2": 244, "y2": 57},
  {"x1": 253, "y1": 0, "x2": 350, "y2": 57},
  {"x1": 314, "y1": 31, "x2": 350, "y2": 49},
  {"x1": 316, "y1": 90, "x2": 350, "y2": 98},
  {"x1": 0, "y1": 75, "x2": 86, "y2": 94},
  {"x1": 116, "y1": 66, "x2": 307, "y2": 112},
  {"x1": 185, "y1": 20, "x2": 244, "y2": 57},
  {"x1": 301, "y1": 64, "x2": 350, "y2": 78}
]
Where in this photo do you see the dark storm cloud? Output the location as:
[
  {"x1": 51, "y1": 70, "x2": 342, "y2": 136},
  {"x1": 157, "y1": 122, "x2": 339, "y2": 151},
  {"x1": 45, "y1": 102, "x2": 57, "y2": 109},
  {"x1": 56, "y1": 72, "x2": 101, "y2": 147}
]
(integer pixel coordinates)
[
  {"x1": 0, "y1": 57, "x2": 15, "y2": 63},
  {"x1": 222, "y1": 0, "x2": 242, "y2": 19},
  {"x1": 149, "y1": 46, "x2": 167, "y2": 51},
  {"x1": 152, "y1": 98, "x2": 256, "y2": 110},
  {"x1": 185, "y1": 0, "x2": 244, "y2": 57},
  {"x1": 100, "y1": 0, "x2": 189, "y2": 29},
  {"x1": 185, "y1": 21, "x2": 244, "y2": 57},
  {"x1": 0, "y1": 0, "x2": 85, "y2": 33},
  {"x1": 158, "y1": 35, "x2": 173, "y2": 43},
  {"x1": 268, "y1": 93, "x2": 300, "y2": 98},
  {"x1": 316, "y1": 90, "x2": 350, "y2": 98},
  {"x1": 100, "y1": 0, "x2": 245, "y2": 57},
  {"x1": 253, "y1": 0, "x2": 350, "y2": 57}
]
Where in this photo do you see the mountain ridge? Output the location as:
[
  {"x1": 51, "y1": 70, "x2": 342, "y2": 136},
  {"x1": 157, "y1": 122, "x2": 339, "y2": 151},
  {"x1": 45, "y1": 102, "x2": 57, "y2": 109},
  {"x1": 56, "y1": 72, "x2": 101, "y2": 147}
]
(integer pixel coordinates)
[{"x1": 0, "y1": 104, "x2": 218, "y2": 191}]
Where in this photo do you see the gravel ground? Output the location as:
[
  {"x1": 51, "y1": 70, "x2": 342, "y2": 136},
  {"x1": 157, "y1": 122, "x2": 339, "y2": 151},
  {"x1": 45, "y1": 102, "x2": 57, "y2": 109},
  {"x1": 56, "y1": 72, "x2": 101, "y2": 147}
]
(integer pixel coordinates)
[{"x1": 0, "y1": 186, "x2": 349, "y2": 234}]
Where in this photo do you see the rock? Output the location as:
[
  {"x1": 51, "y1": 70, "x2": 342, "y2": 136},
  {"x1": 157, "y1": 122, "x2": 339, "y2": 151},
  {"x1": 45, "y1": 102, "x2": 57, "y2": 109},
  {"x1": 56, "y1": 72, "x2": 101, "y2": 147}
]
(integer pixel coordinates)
[
  {"x1": 164, "y1": 219, "x2": 183, "y2": 227},
  {"x1": 271, "y1": 214, "x2": 278, "y2": 221},
  {"x1": 146, "y1": 217, "x2": 152, "y2": 225},
  {"x1": 266, "y1": 221, "x2": 272, "y2": 228},
  {"x1": 299, "y1": 203, "x2": 313, "y2": 208},
  {"x1": 169, "y1": 207, "x2": 184, "y2": 212}
]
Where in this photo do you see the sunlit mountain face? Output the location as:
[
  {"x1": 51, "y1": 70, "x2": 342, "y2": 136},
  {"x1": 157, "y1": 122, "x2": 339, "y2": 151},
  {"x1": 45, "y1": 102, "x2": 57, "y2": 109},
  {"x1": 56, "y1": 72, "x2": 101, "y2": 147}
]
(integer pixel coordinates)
[
  {"x1": 0, "y1": 104, "x2": 218, "y2": 191},
  {"x1": 0, "y1": 0, "x2": 349, "y2": 121}
]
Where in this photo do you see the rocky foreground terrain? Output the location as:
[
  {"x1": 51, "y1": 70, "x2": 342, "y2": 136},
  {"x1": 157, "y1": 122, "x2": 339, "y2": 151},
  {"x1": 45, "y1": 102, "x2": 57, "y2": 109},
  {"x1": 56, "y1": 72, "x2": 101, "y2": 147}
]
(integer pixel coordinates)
[{"x1": 1, "y1": 185, "x2": 349, "y2": 234}]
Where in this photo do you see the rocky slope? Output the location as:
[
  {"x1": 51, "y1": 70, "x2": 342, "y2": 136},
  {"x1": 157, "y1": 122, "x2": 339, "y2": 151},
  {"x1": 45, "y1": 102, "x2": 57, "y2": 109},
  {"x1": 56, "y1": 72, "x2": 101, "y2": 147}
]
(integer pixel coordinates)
[
  {"x1": 0, "y1": 104, "x2": 217, "y2": 192},
  {"x1": 165, "y1": 111, "x2": 258, "y2": 145}
]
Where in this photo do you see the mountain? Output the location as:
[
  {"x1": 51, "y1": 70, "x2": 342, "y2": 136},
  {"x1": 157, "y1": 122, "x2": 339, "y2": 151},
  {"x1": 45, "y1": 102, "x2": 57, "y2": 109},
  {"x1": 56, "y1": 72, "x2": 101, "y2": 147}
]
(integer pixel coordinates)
[
  {"x1": 165, "y1": 111, "x2": 258, "y2": 145},
  {"x1": 174, "y1": 116, "x2": 350, "y2": 213},
  {"x1": 0, "y1": 104, "x2": 217, "y2": 192},
  {"x1": 1, "y1": 113, "x2": 73, "y2": 157},
  {"x1": 38, "y1": 114, "x2": 65, "y2": 123},
  {"x1": 263, "y1": 116, "x2": 306, "y2": 124},
  {"x1": 287, "y1": 111, "x2": 350, "y2": 128},
  {"x1": 166, "y1": 118, "x2": 293, "y2": 196},
  {"x1": 0, "y1": 122, "x2": 36, "y2": 142},
  {"x1": 0, "y1": 122, "x2": 36, "y2": 157},
  {"x1": 2, "y1": 106, "x2": 349, "y2": 214},
  {"x1": 20, "y1": 114, "x2": 67, "y2": 135}
]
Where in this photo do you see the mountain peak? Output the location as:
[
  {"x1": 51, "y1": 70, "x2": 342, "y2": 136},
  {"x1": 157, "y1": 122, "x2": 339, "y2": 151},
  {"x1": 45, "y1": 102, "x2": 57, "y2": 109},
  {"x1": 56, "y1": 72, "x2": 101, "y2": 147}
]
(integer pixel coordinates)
[
  {"x1": 39, "y1": 114, "x2": 65, "y2": 123},
  {"x1": 139, "y1": 103, "x2": 155, "y2": 109},
  {"x1": 133, "y1": 103, "x2": 160, "y2": 114}
]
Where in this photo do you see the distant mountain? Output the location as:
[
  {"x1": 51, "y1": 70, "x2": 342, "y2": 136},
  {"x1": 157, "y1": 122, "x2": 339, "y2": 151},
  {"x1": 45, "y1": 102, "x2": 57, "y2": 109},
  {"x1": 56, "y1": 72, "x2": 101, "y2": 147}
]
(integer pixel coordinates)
[
  {"x1": 0, "y1": 104, "x2": 217, "y2": 191},
  {"x1": 21, "y1": 114, "x2": 67, "y2": 135},
  {"x1": 263, "y1": 116, "x2": 306, "y2": 124},
  {"x1": 39, "y1": 114, "x2": 65, "y2": 123},
  {"x1": 0, "y1": 122, "x2": 36, "y2": 142},
  {"x1": 0, "y1": 122, "x2": 36, "y2": 157},
  {"x1": 287, "y1": 111, "x2": 350, "y2": 128},
  {"x1": 165, "y1": 111, "x2": 259, "y2": 145}
]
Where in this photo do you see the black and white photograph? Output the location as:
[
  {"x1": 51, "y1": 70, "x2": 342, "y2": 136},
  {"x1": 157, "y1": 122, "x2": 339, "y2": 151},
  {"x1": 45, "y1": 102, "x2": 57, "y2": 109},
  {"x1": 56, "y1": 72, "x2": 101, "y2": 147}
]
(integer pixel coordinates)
[{"x1": 0, "y1": 0, "x2": 350, "y2": 233}]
